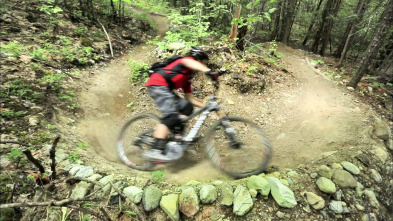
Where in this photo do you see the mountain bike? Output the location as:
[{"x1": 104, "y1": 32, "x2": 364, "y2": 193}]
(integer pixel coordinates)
[{"x1": 117, "y1": 95, "x2": 272, "y2": 178}]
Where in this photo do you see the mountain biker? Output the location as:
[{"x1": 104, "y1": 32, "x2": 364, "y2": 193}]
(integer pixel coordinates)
[{"x1": 144, "y1": 46, "x2": 219, "y2": 161}]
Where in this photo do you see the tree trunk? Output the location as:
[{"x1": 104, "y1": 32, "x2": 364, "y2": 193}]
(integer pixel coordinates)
[
  {"x1": 312, "y1": 0, "x2": 332, "y2": 53},
  {"x1": 375, "y1": 31, "x2": 393, "y2": 70},
  {"x1": 227, "y1": 2, "x2": 242, "y2": 42},
  {"x1": 79, "y1": 0, "x2": 85, "y2": 17},
  {"x1": 302, "y1": 0, "x2": 324, "y2": 46},
  {"x1": 348, "y1": 0, "x2": 393, "y2": 88},
  {"x1": 278, "y1": 0, "x2": 288, "y2": 41},
  {"x1": 375, "y1": 31, "x2": 393, "y2": 78},
  {"x1": 282, "y1": 0, "x2": 297, "y2": 44},
  {"x1": 180, "y1": 0, "x2": 190, "y2": 15},
  {"x1": 337, "y1": 0, "x2": 369, "y2": 65},
  {"x1": 254, "y1": 0, "x2": 267, "y2": 32},
  {"x1": 376, "y1": 51, "x2": 393, "y2": 78},
  {"x1": 270, "y1": 0, "x2": 283, "y2": 40},
  {"x1": 319, "y1": 0, "x2": 342, "y2": 56},
  {"x1": 236, "y1": 20, "x2": 248, "y2": 51},
  {"x1": 110, "y1": 0, "x2": 117, "y2": 21}
]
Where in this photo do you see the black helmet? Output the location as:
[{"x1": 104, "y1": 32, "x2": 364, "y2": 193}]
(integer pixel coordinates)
[{"x1": 190, "y1": 46, "x2": 209, "y2": 60}]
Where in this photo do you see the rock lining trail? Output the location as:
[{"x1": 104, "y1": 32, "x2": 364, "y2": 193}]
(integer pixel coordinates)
[{"x1": 75, "y1": 16, "x2": 380, "y2": 184}]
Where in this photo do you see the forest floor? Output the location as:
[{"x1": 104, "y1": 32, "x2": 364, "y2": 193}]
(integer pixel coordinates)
[
  {"x1": 71, "y1": 23, "x2": 390, "y2": 185},
  {"x1": 2, "y1": 4, "x2": 392, "y2": 220}
]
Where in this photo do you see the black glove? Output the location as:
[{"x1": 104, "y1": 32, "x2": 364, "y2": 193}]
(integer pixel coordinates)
[{"x1": 206, "y1": 71, "x2": 219, "y2": 81}]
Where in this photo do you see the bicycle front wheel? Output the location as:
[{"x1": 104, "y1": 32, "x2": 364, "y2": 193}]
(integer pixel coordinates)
[
  {"x1": 205, "y1": 117, "x2": 272, "y2": 178},
  {"x1": 117, "y1": 114, "x2": 160, "y2": 171}
]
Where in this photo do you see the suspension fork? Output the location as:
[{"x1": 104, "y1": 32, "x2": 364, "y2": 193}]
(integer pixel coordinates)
[{"x1": 221, "y1": 118, "x2": 241, "y2": 149}]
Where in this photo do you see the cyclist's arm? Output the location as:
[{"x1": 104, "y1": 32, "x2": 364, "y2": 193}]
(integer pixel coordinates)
[
  {"x1": 182, "y1": 58, "x2": 211, "y2": 73},
  {"x1": 185, "y1": 93, "x2": 204, "y2": 108}
]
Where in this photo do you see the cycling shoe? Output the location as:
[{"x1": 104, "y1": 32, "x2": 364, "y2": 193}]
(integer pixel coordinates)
[{"x1": 143, "y1": 149, "x2": 173, "y2": 162}]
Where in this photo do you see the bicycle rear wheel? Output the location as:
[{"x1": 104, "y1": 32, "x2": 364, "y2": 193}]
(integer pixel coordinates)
[
  {"x1": 117, "y1": 114, "x2": 160, "y2": 171},
  {"x1": 205, "y1": 117, "x2": 272, "y2": 178}
]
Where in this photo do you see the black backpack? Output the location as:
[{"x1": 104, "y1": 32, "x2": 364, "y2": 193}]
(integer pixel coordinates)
[{"x1": 147, "y1": 55, "x2": 185, "y2": 90}]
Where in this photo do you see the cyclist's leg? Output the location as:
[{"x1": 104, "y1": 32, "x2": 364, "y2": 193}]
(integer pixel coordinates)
[{"x1": 146, "y1": 86, "x2": 182, "y2": 161}]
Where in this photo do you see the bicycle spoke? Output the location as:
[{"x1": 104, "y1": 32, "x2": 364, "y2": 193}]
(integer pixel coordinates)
[
  {"x1": 117, "y1": 114, "x2": 160, "y2": 170},
  {"x1": 205, "y1": 117, "x2": 272, "y2": 178}
]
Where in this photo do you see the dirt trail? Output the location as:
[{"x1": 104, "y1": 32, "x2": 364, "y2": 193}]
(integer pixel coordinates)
[
  {"x1": 75, "y1": 16, "x2": 377, "y2": 183},
  {"x1": 214, "y1": 46, "x2": 376, "y2": 171}
]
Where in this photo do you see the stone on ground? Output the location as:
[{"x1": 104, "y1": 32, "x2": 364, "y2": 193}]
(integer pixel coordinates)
[
  {"x1": 123, "y1": 186, "x2": 143, "y2": 204},
  {"x1": 317, "y1": 165, "x2": 333, "y2": 179},
  {"x1": 70, "y1": 181, "x2": 91, "y2": 199},
  {"x1": 340, "y1": 161, "x2": 360, "y2": 175},
  {"x1": 160, "y1": 194, "x2": 180, "y2": 221},
  {"x1": 332, "y1": 169, "x2": 357, "y2": 188},
  {"x1": 233, "y1": 185, "x2": 253, "y2": 216},
  {"x1": 143, "y1": 185, "x2": 162, "y2": 211},
  {"x1": 304, "y1": 192, "x2": 325, "y2": 210},
  {"x1": 247, "y1": 175, "x2": 270, "y2": 196},
  {"x1": 316, "y1": 177, "x2": 336, "y2": 194},
  {"x1": 179, "y1": 187, "x2": 199, "y2": 217},
  {"x1": 220, "y1": 183, "x2": 234, "y2": 206},
  {"x1": 199, "y1": 184, "x2": 217, "y2": 204},
  {"x1": 268, "y1": 177, "x2": 297, "y2": 208}
]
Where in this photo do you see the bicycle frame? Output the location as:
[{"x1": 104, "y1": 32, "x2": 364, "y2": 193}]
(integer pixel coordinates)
[{"x1": 180, "y1": 96, "x2": 220, "y2": 143}]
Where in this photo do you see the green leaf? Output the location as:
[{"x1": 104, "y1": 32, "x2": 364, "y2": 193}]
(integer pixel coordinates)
[
  {"x1": 76, "y1": 141, "x2": 89, "y2": 149},
  {"x1": 268, "y1": 8, "x2": 277, "y2": 14},
  {"x1": 151, "y1": 170, "x2": 165, "y2": 183},
  {"x1": 123, "y1": 211, "x2": 136, "y2": 217},
  {"x1": 9, "y1": 148, "x2": 23, "y2": 160},
  {"x1": 126, "y1": 102, "x2": 134, "y2": 108},
  {"x1": 52, "y1": 7, "x2": 63, "y2": 14}
]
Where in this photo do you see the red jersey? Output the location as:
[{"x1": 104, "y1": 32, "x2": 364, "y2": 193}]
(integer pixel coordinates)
[{"x1": 145, "y1": 57, "x2": 194, "y2": 93}]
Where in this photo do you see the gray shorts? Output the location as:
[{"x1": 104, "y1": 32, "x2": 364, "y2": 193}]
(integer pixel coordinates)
[{"x1": 148, "y1": 86, "x2": 193, "y2": 118}]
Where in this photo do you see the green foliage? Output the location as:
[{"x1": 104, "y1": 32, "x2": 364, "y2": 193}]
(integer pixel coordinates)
[
  {"x1": 27, "y1": 174, "x2": 35, "y2": 180},
  {"x1": 39, "y1": 4, "x2": 63, "y2": 15},
  {"x1": 59, "y1": 36, "x2": 73, "y2": 46},
  {"x1": 276, "y1": 52, "x2": 283, "y2": 58},
  {"x1": 59, "y1": 90, "x2": 77, "y2": 109},
  {"x1": 76, "y1": 141, "x2": 89, "y2": 149},
  {"x1": 127, "y1": 0, "x2": 170, "y2": 14},
  {"x1": 82, "y1": 202, "x2": 98, "y2": 208},
  {"x1": 1, "y1": 79, "x2": 35, "y2": 101},
  {"x1": 68, "y1": 151, "x2": 79, "y2": 162},
  {"x1": 149, "y1": 1, "x2": 222, "y2": 48},
  {"x1": 0, "y1": 110, "x2": 28, "y2": 119},
  {"x1": 81, "y1": 215, "x2": 91, "y2": 221},
  {"x1": 123, "y1": 210, "x2": 137, "y2": 217},
  {"x1": 1, "y1": 41, "x2": 26, "y2": 57},
  {"x1": 151, "y1": 170, "x2": 165, "y2": 183},
  {"x1": 128, "y1": 60, "x2": 149, "y2": 82},
  {"x1": 311, "y1": 60, "x2": 325, "y2": 65},
  {"x1": 30, "y1": 62, "x2": 43, "y2": 71},
  {"x1": 268, "y1": 41, "x2": 278, "y2": 53},
  {"x1": 30, "y1": 48, "x2": 50, "y2": 61},
  {"x1": 8, "y1": 148, "x2": 23, "y2": 160},
  {"x1": 247, "y1": 66, "x2": 258, "y2": 75},
  {"x1": 46, "y1": 124, "x2": 57, "y2": 130},
  {"x1": 38, "y1": 72, "x2": 66, "y2": 89},
  {"x1": 75, "y1": 27, "x2": 88, "y2": 37}
]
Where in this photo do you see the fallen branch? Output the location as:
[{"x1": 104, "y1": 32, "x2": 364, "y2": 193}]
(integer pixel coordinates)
[
  {"x1": 0, "y1": 198, "x2": 91, "y2": 209},
  {"x1": 50, "y1": 135, "x2": 61, "y2": 180},
  {"x1": 0, "y1": 141, "x2": 30, "y2": 147},
  {"x1": 66, "y1": 177, "x2": 102, "y2": 187},
  {"x1": 1, "y1": 141, "x2": 45, "y2": 174},
  {"x1": 20, "y1": 189, "x2": 44, "y2": 221},
  {"x1": 109, "y1": 181, "x2": 147, "y2": 221},
  {"x1": 97, "y1": 19, "x2": 114, "y2": 58},
  {"x1": 100, "y1": 207, "x2": 113, "y2": 221},
  {"x1": 22, "y1": 149, "x2": 45, "y2": 174}
]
